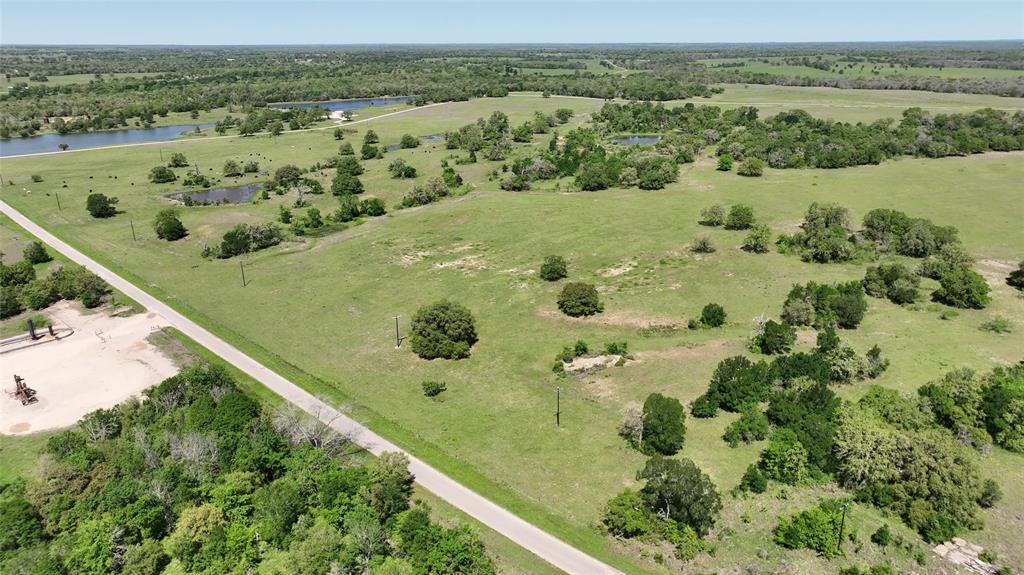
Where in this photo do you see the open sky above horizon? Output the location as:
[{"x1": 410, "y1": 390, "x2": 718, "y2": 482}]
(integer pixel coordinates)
[{"x1": 1, "y1": 1, "x2": 1022, "y2": 45}]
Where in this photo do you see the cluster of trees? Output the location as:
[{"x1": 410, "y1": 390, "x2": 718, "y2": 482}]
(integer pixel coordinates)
[
  {"x1": 210, "y1": 223, "x2": 283, "y2": 259},
  {"x1": 595, "y1": 102, "x2": 1024, "y2": 171},
  {"x1": 1, "y1": 254, "x2": 110, "y2": 318},
  {"x1": 399, "y1": 177, "x2": 452, "y2": 209},
  {"x1": 602, "y1": 456, "x2": 720, "y2": 562},
  {"x1": 917, "y1": 363, "x2": 1024, "y2": 453},
  {"x1": 0, "y1": 363, "x2": 496, "y2": 574},
  {"x1": 781, "y1": 280, "x2": 868, "y2": 330},
  {"x1": 409, "y1": 300, "x2": 478, "y2": 360}
]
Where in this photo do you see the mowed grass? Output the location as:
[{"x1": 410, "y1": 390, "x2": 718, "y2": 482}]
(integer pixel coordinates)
[
  {"x1": 699, "y1": 57, "x2": 1024, "y2": 80},
  {"x1": 1, "y1": 92, "x2": 1022, "y2": 573}
]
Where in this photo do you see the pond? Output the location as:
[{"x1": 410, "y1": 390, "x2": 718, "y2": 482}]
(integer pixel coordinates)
[
  {"x1": 170, "y1": 183, "x2": 263, "y2": 206},
  {"x1": 0, "y1": 124, "x2": 213, "y2": 158},
  {"x1": 611, "y1": 135, "x2": 663, "y2": 146},
  {"x1": 270, "y1": 96, "x2": 411, "y2": 112}
]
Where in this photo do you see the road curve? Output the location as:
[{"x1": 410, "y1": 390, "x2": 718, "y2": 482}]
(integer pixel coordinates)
[{"x1": 0, "y1": 200, "x2": 623, "y2": 575}]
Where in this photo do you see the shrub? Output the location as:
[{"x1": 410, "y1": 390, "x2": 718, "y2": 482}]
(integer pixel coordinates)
[
  {"x1": 743, "y1": 224, "x2": 772, "y2": 253},
  {"x1": 705, "y1": 355, "x2": 771, "y2": 412},
  {"x1": 363, "y1": 129, "x2": 379, "y2": 144},
  {"x1": 337, "y1": 141, "x2": 355, "y2": 155},
  {"x1": 716, "y1": 155, "x2": 733, "y2": 171},
  {"x1": 737, "y1": 157, "x2": 764, "y2": 177},
  {"x1": 400, "y1": 134, "x2": 419, "y2": 148},
  {"x1": 978, "y1": 478, "x2": 1002, "y2": 508},
  {"x1": 539, "y1": 255, "x2": 568, "y2": 281},
  {"x1": 422, "y1": 381, "x2": 447, "y2": 397},
  {"x1": 700, "y1": 303, "x2": 727, "y2": 328},
  {"x1": 361, "y1": 143, "x2": 381, "y2": 160},
  {"x1": 725, "y1": 204, "x2": 755, "y2": 230},
  {"x1": 222, "y1": 160, "x2": 242, "y2": 177},
  {"x1": 19, "y1": 279, "x2": 60, "y2": 310},
  {"x1": 86, "y1": 193, "x2": 118, "y2": 218},
  {"x1": 334, "y1": 156, "x2": 364, "y2": 176},
  {"x1": 148, "y1": 166, "x2": 177, "y2": 183},
  {"x1": 784, "y1": 281, "x2": 868, "y2": 329},
  {"x1": 641, "y1": 393, "x2": 687, "y2": 455},
  {"x1": 690, "y1": 393, "x2": 719, "y2": 418},
  {"x1": 691, "y1": 235, "x2": 715, "y2": 253},
  {"x1": 217, "y1": 223, "x2": 282, "y2": 258},
  {"x1": 774, "y1": 500, "x2": 845, "y2": 558},
  {"x1": 760, "y1": 428, "x2": 809, "y2": 484},
  {"x1": 1, "y1": 260, "x2": 36, "y2": 287},
  {"x1": 557, "y1": 282, "x2": 603, "y2": 317},
  {"x1": 933, "y1": 267, "x2": 990, "y2": 309},
  {"x1": 30, "y1": 174, "x2": 44, "y2": 182},
  {"x1": 0, "y1": 286, "x2": 24, "y2": 319},
  {"x1": 153, "y1": 209, "x2": 187, "y2": 241},
  {"x1": 410, "y1": 301, "x2": 478, "y2": 360},
  {"x1": 871, "y1": 524, "x2": 892, "y2": 546},
  {"x1": 638, "y1": 456, "x2": 722, "y2": 537},
  {"x1": 168, "y1": 152, "x2": 188, "y2": 168},
  {"x1": 330, "y1": 171, "x2": 364, "y2": 196},
  {"x1": 359, "y1": 197, "x2": 387, "y2": 217},
  {"x1": 754, "y1": 320, "x2": 796, "y2": 355},
  {"x1": 603, "y1": 489, "x2": 660, "y2": 539},
  {"x1": 699, "y1": 204, "x2": 725, "y2": 226},
  {"x1": 388, "y1": 158, "x2": 417, "y2": 179},
  {"x1": 723, "y1": 405, "x2": 770, "y2": 447},
  {"x1": 980, "y1": 316, "x2": 1013, "y2": 334},
  {"x1": 22, "y1": 241, "x2": 51, "y2": 264},
  {"x1": 864, "y1": 262, "x2": 920, "y2": 304},
  {"x1": 737, "y1": 464, "x2": 767, "y2": 494}
]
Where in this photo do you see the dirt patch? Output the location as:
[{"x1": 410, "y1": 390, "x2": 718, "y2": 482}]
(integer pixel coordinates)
[
  {"x1": 565, "y1": 354, "x2": 622, "y2": 375},
  {"x1": 400, "y1": 250, "x2": 433, "y2": 266},
  {"x1": 634, "y1": 339, "x2": 736, "y2": 362},
  {"x1": 433, "y1": 254, "x2": 487, "y2": 273},
  {"x1": 977, "y1": 259, "x2": 1016, "y2": 288},
  {"x1": 1, "y1": 301, "x2": 178, "y2": 436},
  {"x1": 538, "y1": 307, "x2": 681, "y2": 329},
  {"x1": 601, "y1": 260, "x2": 637, "y2": 277},
  {"x1": 795, "y1": 329, "x2": 817, "y2": 347}
]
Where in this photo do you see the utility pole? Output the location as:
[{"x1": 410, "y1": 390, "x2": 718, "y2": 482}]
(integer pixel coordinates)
[
  {"x1": 130, "y1": 220, "x2": 137, "y2": 241},
  {"x1": 836, "y1": 502, "x2": 850, "y2": 556},
  {"x1": 55, "y1": 192, "x2": 61, "y2": 211},
  {"x1": 240, "y1": 261, "x2": 247, "y2": 287},
  {"x1": 393, "y1": 315, "x2": 402, "y2": 347},
  {"x1": 555, "y1": 387, "x2": 561, "y2": 427},
  {"x1": 159, "y1": 148, "x2": 164, "y2": 163}
]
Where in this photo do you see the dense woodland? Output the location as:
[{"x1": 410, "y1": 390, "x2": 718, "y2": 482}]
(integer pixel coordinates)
[{"x1": 0, "y1": 365, "x2": 496, "y2": 575}]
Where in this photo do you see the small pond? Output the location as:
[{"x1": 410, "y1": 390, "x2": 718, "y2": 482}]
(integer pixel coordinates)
[
  {"x1": 270, "y1": 96, "x2": 411, "y2": 112},
  {"x1": 611, "y1": 135, "x2": 663, "y2": 146},
  {"x1": 170, "y1": 183, "x2": 263, "y2": 205}
]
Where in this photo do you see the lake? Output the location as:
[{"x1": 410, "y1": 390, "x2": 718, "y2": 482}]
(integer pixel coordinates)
[
  {"x1": 611, "y1": 135, "x2": 663, "y2": 146},
  {"x1": 0, "y1": 124, "x2": 212, "y2": 158},
  {"x1": 170, "y1": 183, "x2": 263, "y2": 205},
  {"x1": 270, "y1": 96, "x2": 411, "y2": 111}
]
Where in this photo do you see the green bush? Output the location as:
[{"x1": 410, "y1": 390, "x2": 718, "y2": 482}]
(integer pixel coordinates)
[
  {"x1": 539, "y1": 255, "x2": 568, "y2": 281},
  {"x1": 700, "y1": 303, "x2": 727, "y2": 328},
  {"x1": 602, "y1": 489, "x2": 660, "y2": 539},
  {"x1": 153, "y1": 208, "x2": 187, "y2": 241},
  {"x1": 716, "y1": 155, "x2": 733, "y2": 171},
  {"x1": 754, "y1": 320, "x2": 796, "y2": 355},
  {"x1": 148, "y1": 166, "x2": 176, "y2": 183},
  {"x1": 978, "y1": 478, "x2": 1003, "y2": 508},
  {"x1": 864, "y1": 262, "x2": 920, "y2": 305},
  {"x1": 85, "y1": 193, "x2": 118, "y2": 218},
  {"x1": 699, "y1": 204, "x2": 725, "y2": 226},
  {"x1": 870, "y1": 524, "x2": 892, "y2": 546},
  {"x1": 773, "y1": 499, "x2": 845, "y2": 558},
  {"x1": 690, "y1": 393, "x2": 719, "y2": 418},
  {"x1": 725, "y1": 204, "x2": 755, "y2": 230},
  {"x1": 723, "y1": 405, "x2": 770, "y2": 447},
  {"x1": 330, "y1": 171, "x2": 364, "y2": 196},
  {"x1": 638, "y1": 456, "x2": 722, "y2": 537},
  {"x1": 557, "y1": 282, "x2": 603, "y2": 317},
  {"x1": 641, "y1": 393, "x2": 687, "y2": 455},
  {"x1": 410, "y1": 300, "x2": 478, "y2": 360},
  {"x1": 359, "y1": 197, "x2": 387, "y2": 217},
  {"x1": 760, "y1": 428, "x2": 809, "y2": 485},
  {"x1": 1, "y1": 260, "x2": 36, "y2": 287},
  {"x1": 742, "y1": 224, "x2": 772, "y2": 253},
  {"x1": 0, "y1": 286, "x2": 24, "y2": 319},
  {"x1": 737, "y1": 463, "x2": 768, "y2": 494},
  {"x1": 691, "y1": 235, "x2": 715, "y2": 253},
  {"x1": 400, "y1": 134, "x2": 419, "y2": 148},
  {"x1": 22, "y1": 241, "x2": 52, "y2": 264},
  {"x1": 737, "y1": 157, "x2": 764, "y2": 177},
  {"x1": 422, "y1": 380, "x2": 447, "y2": 397},
  {"x1": 933, "y1": 266, "x2": 990, "y2": 309}
]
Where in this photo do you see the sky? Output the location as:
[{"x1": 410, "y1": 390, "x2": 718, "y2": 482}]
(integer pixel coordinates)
[{"x1": 1, "y1": 1, "x2": 1021, "y2": 45}]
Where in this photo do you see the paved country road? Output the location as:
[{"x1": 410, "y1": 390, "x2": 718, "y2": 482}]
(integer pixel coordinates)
[{"x1": 0, "y1": 200, "x2": 624, "y2": 575}]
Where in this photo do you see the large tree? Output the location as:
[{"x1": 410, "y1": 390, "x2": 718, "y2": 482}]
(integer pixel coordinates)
[{"x1": 637, "y1": 456, "x2": 722, "y2": 536}]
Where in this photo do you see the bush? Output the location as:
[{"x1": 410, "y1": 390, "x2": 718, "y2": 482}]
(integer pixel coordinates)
[
  {"x1": 784, "y1": 281, "x2": 868, "y2": 329},
  {"x1": 539, "y1": 255, "x2": 568, "y2": 281},
  {"x1": 641, "y1": 393, "x2": 687, "y2": 455},
  {"x1": 690, "y1": 393, "x2": 719, "y2": 418},
  {"x1": 86, "y1": 193, "x2": 118, "y2": 218},
  {"x1": 330, "y1": 171, "x2": 364, "y2": 196},
  {"x1": 168, "y1": 152, "x2": 189, "y2": 168},
  {"x1": 864, "y1": 262, "x2": 920, "y2": 304},
  {"x1": 400, "y1": 134, "x2": 419, "y2": 148},
  {"x1": 30, "y1": 174, "x2": 44, "y2": 182},
  {"x1": 410, "y1": 300, "x2": 478, "y2": 360},
  {"x1": 723, "y1": 405, "x2": 770, "y2": 447},
  {"x1": 148, "y1": 166, "x2": 176, "y2": 183},
  {"x1": 737, "y1": 464, "x2": 767, "y2": 493},
  {"x1": 933, "y1": 267, "x2": 990, "y2": 309},
  {"x1": 742, "y1": 224, "x2": 772, "y2": 253},
  {"x1": 388, "y1": 158, "x2": 417, "y2": 179},
  {"x1": 20, "y1": 279, "x2": 60, "y2": 310},
  {"x1": 871, "y1": 524, "x2": 892, "y2": 546},
  {"x1": 978, "y1": 478, "x2": 1002, "y2": 508},
  {"x1": 603, "y1": 489, "x2": 660, "y2": 539},
  {"x1": 363, "y1": 129, "x2": 379, "y2": 144},
  {"x1": 699, "y1": 204, "x2": 725, "y2": 226},
  {"x1": 557, "y1": 282, "x2": 603, "y2": 317},
  {"x1": 222, "y1": 160, "x2": 242, "y2": 177},
  {"x1": 359, "y1": 197, "x2": 387, "y2": 217},
  {"x1": 774, "y1": 500, "x2": 845, "y2": 558},
  {"x1": 638, "y1": 456, "x2": 722, "y2": 537},
  {"x1": 217, "y1": 223, "x2": 282, "y2": 258},
  {"x1": 1, "y1": 260, "x2": 36, "y2": 287},
  {"x1": 754, "y1": 320, "x2": 796, "y2": 355},
  {"x1": 422, "y1": 381, "x2": 447, "y2": 397},
  {"x1": 737, "y1": 157, "x2": 764, "y2": 177},
  {"x1": 691, "y1": 234, "x2": 715, "y2": 254},
  {"x1": 704, "y1": 355, "x2": 771, "y2": 412},
  {"x1": 337, "y1": 142, "x2": 355, "y2": 155},
  {"x1": 700, "y1": 303, "x2": 727, "y2": 328},
  {"x1": 153, "y1": 209, "x2": 187, "y2": 241},
  {"x1": 760, "y1": 428, "x2": 809, "y2": 484},
  {"x1": 725, "y1": 204, "x2": 755, "y2": 230},
  {"x1": 716, "y1": 155, "x2": 733, "y2": 171},
  {"x1": 980, "y1": 316, "x2": 1013, "y2": 334},
  {"x1": 0, "y1": 286, "x2": 24, "y2": 319},
  {"x1": 22, "y1": 241, "x2": 52, "y2": 264}
]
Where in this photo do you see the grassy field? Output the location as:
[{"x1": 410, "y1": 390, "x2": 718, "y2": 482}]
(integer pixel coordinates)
[
  {"x1": 1, "y1": 91, "x2": 1022, "y2": 574},
  {"x1": 0, "y1": 72, "x2": 162, "y2": 90},
  {"x1": 700, "y1": 56, "x2": 1024, "y2": 80}
]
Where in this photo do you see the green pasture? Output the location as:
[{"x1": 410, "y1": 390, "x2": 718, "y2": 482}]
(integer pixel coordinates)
[{"x1": 1, "y1": 92, "x2": 1022, "y2": 574}]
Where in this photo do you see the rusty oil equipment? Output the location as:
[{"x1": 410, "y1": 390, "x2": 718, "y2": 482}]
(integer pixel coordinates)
[{"x1": 12, "y1": 375, "x2": 38, "y2": 406}]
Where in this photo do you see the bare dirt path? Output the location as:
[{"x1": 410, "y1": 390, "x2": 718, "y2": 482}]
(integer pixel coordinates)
[{"x1": 0, "y1": 199, "x2": 622, "y2": 575}]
